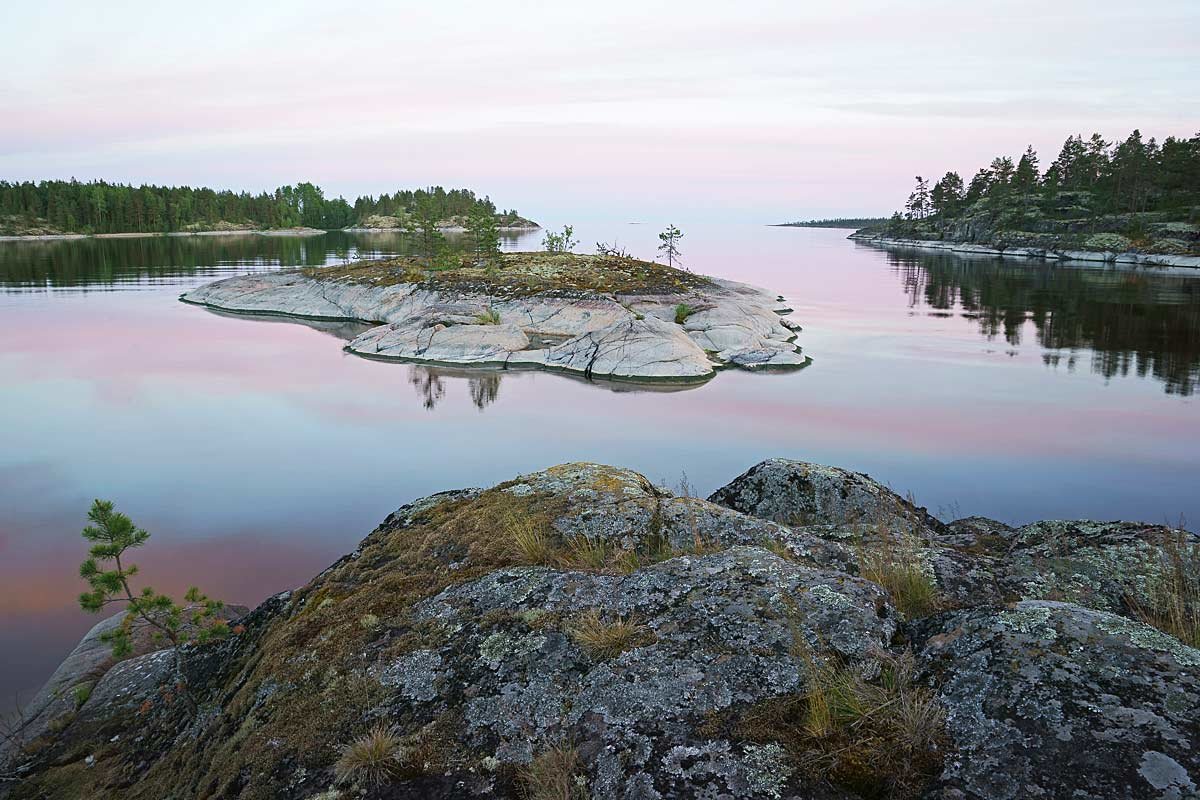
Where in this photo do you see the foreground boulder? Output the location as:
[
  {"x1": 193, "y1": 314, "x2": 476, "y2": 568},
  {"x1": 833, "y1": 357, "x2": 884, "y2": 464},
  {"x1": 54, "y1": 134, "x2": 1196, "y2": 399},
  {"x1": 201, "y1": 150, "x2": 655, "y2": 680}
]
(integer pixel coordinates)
[
  {"x1": 708, "y1": 458, "x2": 944, "y2": 534},
  {"x1": 5, "y1": 460, "x2": 1197, "y2": 800},
  {"x1": 914, "y1": 601, "x2": 1200, "y2": 800}
]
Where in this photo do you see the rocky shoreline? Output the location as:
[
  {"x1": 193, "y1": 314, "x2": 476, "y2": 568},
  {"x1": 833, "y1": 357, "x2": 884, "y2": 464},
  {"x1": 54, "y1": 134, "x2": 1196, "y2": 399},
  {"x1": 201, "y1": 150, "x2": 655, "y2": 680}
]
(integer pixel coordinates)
[
  {"x1": 4, "y1": 458, "x2": 1197, "y2": 799},
  {"x1": 180, "y1": 253, "x2": 808, "y2": 382},
  {"x1": 849, "y1": 231, "x2": 1200, "y2": 269}
]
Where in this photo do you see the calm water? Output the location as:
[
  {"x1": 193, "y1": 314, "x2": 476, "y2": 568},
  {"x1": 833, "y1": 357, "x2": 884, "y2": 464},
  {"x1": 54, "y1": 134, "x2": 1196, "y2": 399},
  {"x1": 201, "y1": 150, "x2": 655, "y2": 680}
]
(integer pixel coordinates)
[{"x1": 2, "y1": 225, "x2": 1198, "y2": 704}]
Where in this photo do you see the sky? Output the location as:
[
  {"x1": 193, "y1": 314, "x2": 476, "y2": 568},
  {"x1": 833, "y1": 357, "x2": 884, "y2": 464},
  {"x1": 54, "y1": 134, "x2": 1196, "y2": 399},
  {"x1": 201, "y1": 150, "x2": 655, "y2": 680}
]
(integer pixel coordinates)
[{"x1": 2, "y1": 0, "x2": 1197, "y2": 223}]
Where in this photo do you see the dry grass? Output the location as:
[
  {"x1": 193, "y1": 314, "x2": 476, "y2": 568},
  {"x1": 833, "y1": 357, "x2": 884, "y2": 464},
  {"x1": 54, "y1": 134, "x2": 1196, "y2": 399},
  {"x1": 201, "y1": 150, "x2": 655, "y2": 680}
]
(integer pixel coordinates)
[
  {"x1": 334, "y1": 724, "x2": 402, "y2": 787},
  {"x1": 563, "y1": 534, "x2": 611, "y2": 570},
  {"x1": 738, "y1": 651, "x2": 946, "y2": 800},
  {"x1": 567, "y1": 609, "x2": 656, "y2": 659},
  {"x1": 763, "y1": 537, "x2": 799, "y2": 562},
  {"x1": 520, "y1": 745, "x2": 588, "y2": 800},
  {"x1": 857, "y1": 528, "x2": 940, "y2": 618},
  {"x1": 1128, "y1": 529, "x2": 1200, "y2": 647},
  {"x1": 506, "y1": 511, "x2": 558, "y2": 565}
]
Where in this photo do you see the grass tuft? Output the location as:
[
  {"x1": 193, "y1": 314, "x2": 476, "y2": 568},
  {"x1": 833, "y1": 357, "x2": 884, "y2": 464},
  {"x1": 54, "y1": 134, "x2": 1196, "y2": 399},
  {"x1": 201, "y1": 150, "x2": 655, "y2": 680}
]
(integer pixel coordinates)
[
  {"x1": 506, "y1": 511, "x2": 557, "y2": 565},
  {"x1": 567, "y1": 609, "x2": 656, "y2": 659},
  {"x1": 563, "y1": 534, "x2": 611, "y2": 570},
  {"x1": 71, "y1": 683, "x2": 93, "y2": 709},
  {"x1": 475, "y1": 307, "x2": 502, "y2": 325},
  {"x1": 334, "y1": 724, "x2": 402, "y2": 787},
  {"x1": 1128, "y1": 529, "x2": 1200, "y2": 647},
  {"x1": 857, "y1": 528, "x2": 940, "y2": 618},
  {"x1": 674, "y1": 303, "x2": 696, "y2": 324},
  {"x1": 738, "y1": 650, "x2": 945, "y2": 800},
  {"x1": 519, "y1": 745, "x2": 588, "y2": 800}
]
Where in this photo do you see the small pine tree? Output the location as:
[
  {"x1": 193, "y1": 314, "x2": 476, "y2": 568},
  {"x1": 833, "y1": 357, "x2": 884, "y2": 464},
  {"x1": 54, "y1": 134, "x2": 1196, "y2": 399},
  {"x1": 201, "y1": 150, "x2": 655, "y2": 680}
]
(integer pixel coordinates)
[
  {"x1": 406, "y1": 194, "x2": 445, "y2": 264},
  {"x1": 466, "y1": 207, "x2": 501, "y2": 266},
  {"x1": 78, "y1": 500, "x2": 229, "y2": 707},
  {"x1": 657, "y1": 224, "x2": 684, "y2": 268}
]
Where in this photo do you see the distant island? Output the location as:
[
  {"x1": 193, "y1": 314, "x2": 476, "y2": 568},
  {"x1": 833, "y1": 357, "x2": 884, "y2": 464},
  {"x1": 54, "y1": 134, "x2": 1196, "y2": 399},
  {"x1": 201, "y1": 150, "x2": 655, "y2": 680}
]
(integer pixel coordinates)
[
  {"x1": 773, "y1": 217, "x2": 887, "y2": 229},
  {"x1": 850, "y1": 129, "x2": 1200, "y2": 268},
  {"x1": 180, "y1": 250, "x2": 807, "y2": 382},
  {"x1": 0, "y1": 180, "x2": 538, "y2": 239}
]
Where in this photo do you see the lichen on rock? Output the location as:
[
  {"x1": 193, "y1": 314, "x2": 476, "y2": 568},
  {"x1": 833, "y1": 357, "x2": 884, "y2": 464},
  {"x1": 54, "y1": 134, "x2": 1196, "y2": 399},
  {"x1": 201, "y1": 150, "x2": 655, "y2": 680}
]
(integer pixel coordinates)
[{"x1": 6, "y1": 459, "x2": 1199, "y2": 800}]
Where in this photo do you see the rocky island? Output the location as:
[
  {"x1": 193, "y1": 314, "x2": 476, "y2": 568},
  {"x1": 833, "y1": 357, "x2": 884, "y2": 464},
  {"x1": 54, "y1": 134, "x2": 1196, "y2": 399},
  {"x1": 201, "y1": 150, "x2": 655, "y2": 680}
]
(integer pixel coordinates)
[
  {"x1": 181, "y1": 252, "x2": 807, "y2": 382},
  {"x1": 3, "y1": 459, "x2": 1197, "y2": 799}
]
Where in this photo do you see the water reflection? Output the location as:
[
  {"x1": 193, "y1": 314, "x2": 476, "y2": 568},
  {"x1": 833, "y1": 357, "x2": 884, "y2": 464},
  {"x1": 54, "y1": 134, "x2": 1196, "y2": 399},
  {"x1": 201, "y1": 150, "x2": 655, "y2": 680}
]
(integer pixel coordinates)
[
  {"x1": 407, "y1": 366, "x2": 503, "y2": 411},
  {"x1": 882, "y1": 247, "x2": 1200, "y2": 395},
  {"x1": 0, "y1": 229, "x2": 529, "y2": 290},
  {"x1": 2, "y1": 225, "x2": 1199, "y2": 710},
  {"x1": 470, "y1": 373, "x2": 502, "y2": 410},
  {"x1": 409, "y1": 367, "x2": 445, "y2": 410}
]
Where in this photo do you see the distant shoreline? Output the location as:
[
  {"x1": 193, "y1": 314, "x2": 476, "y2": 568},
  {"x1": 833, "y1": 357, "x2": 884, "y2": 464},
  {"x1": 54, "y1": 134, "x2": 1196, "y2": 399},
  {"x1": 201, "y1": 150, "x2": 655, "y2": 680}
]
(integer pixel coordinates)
[
  {"x1": 0, "y1": 224, "x2": 543, "y2": 243},
  {"x1": 772, "y1": 219, "x2": 887, "y2": 230},
  {"x1": 0, "y1": 227, "x2": 328, "y2": 243}
]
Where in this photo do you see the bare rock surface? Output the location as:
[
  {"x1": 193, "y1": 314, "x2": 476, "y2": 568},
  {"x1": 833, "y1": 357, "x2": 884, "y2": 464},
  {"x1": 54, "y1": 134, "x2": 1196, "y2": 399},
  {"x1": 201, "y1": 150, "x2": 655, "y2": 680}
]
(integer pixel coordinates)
[
  {"x1": 913, "y1": 600, "x2": 1200, "y2": 800},
  {"x1": 707, "y1": 458, "x2": 945, "y2": 534},
  {"x1": 404, "y1": 548, "x2": 895, "y2": 797}
]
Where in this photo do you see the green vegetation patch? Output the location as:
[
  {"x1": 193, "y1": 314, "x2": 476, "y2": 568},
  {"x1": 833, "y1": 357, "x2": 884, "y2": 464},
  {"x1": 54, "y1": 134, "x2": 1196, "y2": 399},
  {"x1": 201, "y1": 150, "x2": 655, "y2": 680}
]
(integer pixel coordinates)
[{"x1": 300, "y1": 251, "x2": 715, "y2": 297}]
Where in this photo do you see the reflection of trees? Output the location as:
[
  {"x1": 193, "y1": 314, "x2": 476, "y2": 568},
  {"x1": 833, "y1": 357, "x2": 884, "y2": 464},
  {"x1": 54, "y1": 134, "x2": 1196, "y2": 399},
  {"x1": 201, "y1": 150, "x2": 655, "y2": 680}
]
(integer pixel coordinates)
[
  {"x1": 468, "y1": 373, "x2": 501, "y2": 410},
  {"x1": 409, "y1": 368, "x2": 446, "y2": 410},
  {"x1": 0, "y1": 235, "x2": 322, "y2": 288},
  {"x1": 887, "y1": 250, "x2": 1200, "y2": 395},
  {"x1": 0, "y1": 229, "x2": 546, "y2": 290},
  {"x1": 408, "y1": 367, "x2": 502, "y2": 410}
]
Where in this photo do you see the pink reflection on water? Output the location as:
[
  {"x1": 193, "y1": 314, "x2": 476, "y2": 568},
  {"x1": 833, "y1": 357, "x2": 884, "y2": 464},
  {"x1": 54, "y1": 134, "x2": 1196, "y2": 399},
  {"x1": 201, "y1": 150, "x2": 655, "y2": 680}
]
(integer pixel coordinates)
[{"x1": 1, "y1": 226, "x2": 1197, "y2": 708}]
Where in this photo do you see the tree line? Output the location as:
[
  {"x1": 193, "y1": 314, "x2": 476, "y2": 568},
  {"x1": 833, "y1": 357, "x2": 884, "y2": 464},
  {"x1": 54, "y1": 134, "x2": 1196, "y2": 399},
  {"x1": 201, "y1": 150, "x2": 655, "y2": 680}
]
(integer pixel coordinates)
[
  {"x1": 777, "y1": 217, "x2": 888, "y2": 229},
  {"x1": 897, "y1": 130, "x2": 1200, "y2": 222},
  {"x1": 0, "y1": 180, "x2": 523, "y2": 235}
]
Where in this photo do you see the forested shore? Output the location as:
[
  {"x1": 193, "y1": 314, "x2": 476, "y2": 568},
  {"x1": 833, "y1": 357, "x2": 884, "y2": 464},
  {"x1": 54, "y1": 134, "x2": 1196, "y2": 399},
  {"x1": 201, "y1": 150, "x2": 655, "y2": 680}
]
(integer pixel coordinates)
[
  {"x1": 0, "y1": 181, "x2": 534, "y2": 237},
  {"x1": 861, "y1": 130, "x2": 1200, "y2": 259}
]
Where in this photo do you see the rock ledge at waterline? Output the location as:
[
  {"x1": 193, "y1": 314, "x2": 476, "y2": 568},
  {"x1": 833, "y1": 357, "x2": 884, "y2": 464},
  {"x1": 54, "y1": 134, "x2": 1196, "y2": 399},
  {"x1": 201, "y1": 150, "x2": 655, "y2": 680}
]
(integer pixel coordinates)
[
  {"x1": 5, "y1": 459, "x2": 1197, "y2": 799},
  {"x1": 180, "y1": 252, "x2": 807, "y2": 381}
]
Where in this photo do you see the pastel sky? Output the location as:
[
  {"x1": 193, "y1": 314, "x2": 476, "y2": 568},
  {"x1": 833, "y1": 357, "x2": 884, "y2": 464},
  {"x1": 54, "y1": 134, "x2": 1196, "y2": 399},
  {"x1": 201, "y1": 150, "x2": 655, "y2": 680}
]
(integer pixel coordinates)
[{"x1": 3, "y1": 0, "x2": 1197, "y2": 222}]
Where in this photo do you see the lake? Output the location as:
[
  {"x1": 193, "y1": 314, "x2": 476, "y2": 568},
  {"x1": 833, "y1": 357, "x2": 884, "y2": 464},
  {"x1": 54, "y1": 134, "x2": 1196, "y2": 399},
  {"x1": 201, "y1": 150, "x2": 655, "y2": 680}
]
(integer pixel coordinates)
[{"x1": 2, "y1": 224, "x2": 1197, "y2": 706}]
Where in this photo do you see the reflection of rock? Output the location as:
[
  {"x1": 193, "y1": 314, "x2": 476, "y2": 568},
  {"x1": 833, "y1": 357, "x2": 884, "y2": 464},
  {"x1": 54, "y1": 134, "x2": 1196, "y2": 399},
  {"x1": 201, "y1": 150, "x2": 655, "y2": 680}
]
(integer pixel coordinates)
[
  {"x1": 13, "y1": 459, "x2": 1198, "y2": 800},
  {"x1": 181, "y1": 260, "x2": 806, "y2": 383},
  {"x1": 204, "y1": 307, "x2": 373, "y2": 341}
]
